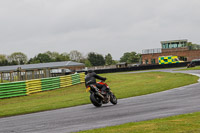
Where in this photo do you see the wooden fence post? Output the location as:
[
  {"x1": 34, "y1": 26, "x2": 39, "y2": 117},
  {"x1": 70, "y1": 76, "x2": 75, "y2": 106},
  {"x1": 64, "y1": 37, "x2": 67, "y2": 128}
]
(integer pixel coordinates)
[
  {"x1": 25, "y1": 71, "x2": 27, "y2": 80},
  {"x1": 0, "y1": 72, "x2": 3, "y2": 83},
  {"x1": 10, "y1": 72, "x2": 12, "y2": 82},
  {"x1": 32, "y1": 70, "x2": 34, "y2": 79},
  {"x1": 17, "y1": 67, "x2": 21, "y2": 81},
  {"x1": 44, "y1": 69, "x2": 47, "y2": 78}
]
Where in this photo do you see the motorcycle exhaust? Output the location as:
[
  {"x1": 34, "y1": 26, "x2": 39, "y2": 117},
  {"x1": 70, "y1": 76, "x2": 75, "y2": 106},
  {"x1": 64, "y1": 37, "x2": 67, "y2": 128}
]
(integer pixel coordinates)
[
  {"x1": 97, "y1": 92, "x2": 104, "y2": 99},
  {"x1": 91, "y1": 85, "x2": 104, "y2": 99}
]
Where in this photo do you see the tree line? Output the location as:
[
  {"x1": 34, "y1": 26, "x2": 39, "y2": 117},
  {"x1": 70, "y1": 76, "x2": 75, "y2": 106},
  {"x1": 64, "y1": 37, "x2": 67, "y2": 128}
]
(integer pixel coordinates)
[{"x1": 0, "y1": 51, "x2": 141, "y2": 67}]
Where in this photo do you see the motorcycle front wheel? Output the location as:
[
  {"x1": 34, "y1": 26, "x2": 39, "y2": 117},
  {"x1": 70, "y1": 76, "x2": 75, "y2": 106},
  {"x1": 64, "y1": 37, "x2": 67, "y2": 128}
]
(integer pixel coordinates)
[
  {"x1": 110, "y1": 92, "x2": 117, "y2": 105},
  {"x1": 90, "y1": 93, "x2": 102, "y2": 107}
]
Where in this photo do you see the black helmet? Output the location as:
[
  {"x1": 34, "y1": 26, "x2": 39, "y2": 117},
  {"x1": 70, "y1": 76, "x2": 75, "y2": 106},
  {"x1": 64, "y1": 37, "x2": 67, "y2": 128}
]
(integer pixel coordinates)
[{"x1": 88, "y1": 70, "x2": 94, "y2": 73}]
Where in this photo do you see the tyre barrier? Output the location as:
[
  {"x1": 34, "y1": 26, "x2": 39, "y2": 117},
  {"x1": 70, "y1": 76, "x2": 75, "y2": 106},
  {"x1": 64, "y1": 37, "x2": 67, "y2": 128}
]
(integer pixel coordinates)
[{"x1": 0, "y1": 73, "x2": 85, "y2": 99}]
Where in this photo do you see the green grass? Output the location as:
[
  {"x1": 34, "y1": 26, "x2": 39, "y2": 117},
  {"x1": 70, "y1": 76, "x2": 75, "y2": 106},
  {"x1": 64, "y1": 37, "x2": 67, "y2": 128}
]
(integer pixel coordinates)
[
  {"x1": 105, "y1": 72, "x2": 198, "y2": 99},
  {"x1": 0, "y1": 72, "x2": 198, "y2": 118},
  {"x1": 176, "y1": 66, "x2": 200, "y2": 71},
  {"x1": 78, "y1": 112, "x2": 200, "y2": 133}
]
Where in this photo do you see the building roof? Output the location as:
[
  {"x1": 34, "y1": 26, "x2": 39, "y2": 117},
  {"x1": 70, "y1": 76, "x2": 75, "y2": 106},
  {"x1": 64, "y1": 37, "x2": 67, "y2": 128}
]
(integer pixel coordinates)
[{"x1": 0, "y1": 61, "x2": 85, "y2": 72}]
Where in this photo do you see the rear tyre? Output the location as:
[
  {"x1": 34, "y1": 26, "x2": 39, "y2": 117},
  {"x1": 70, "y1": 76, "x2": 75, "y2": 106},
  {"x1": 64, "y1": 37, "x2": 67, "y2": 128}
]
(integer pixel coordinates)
[
  {"x1": 90, "y1": 93, "x2": 102, "y2": 107},
  {"x1": 110, "y1": 92, "x2": 117, "y2": 105}
]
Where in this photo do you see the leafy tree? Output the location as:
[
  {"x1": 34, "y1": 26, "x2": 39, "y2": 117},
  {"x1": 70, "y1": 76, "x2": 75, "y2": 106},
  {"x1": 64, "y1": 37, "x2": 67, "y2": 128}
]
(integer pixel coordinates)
[
  {"x1": 28, "y1": 53, "x2": 52, "y2": 64},
  {"x1": 44, "y1": 51, "x2": 70, "y2": 62},
  {"x1": 44, "y1": 51, "x2": 60, "y2": 62},
  {"x1": 187, "y1": 42, "x2": 200, "y2": 50},
  {"x1": 87, "y1": 52, "x2": 105, "y2": 66},
  {"x1": 105, "y1": 53, "x2": 113, "y2": 65},
  {"x1": 28, "y1": 52, "x2": 71, "y2": 64},
  {"x1": 84, "y1": 59, "x2": 92, "y2": 67},
  {"x1": 36, "y1": 53, "x2": 52, "y2": 63},
  {"x1": 69, "y1": 50, "x2": 83, "y2": 62},
  {"x1": 0, "y1": 54, "x2": 8, "y2": 66},
  {"x1": 0, "y1": 54, "x2": 6, "y2": 61},
  {"x1": 7, "y1": 52, "x2": 28, "y2": 65},
  {"x1": 28, "y1": 57, "x2": 40, "y2": 64},
  {"x1": 57, "y1": 52, "x2": 70, "y2": 61},
  {"x1": 120, "y1": 52, "x2": 130, "y2": 63},
  {"x1": 120, "y1": 51, "x2": 140, "y2": 63},
  {"x1": 112, "y1": 60, "x2": 118, "y2": 65}
]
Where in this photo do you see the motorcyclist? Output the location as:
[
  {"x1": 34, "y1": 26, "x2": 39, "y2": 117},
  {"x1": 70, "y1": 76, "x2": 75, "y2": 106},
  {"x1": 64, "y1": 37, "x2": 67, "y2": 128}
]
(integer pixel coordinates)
[{"x1": 85, "y1": 70, "x2": 108, "y2": 94}]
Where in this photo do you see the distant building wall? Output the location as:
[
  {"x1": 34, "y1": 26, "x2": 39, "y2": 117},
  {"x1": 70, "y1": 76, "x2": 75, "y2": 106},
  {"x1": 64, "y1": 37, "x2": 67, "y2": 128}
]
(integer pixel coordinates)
[
  {"x1": 142, "y1": 48, "x2": 200, "y2": 64},
  {"x1": 141, "y1": 39, "x2": 200, "y2": 64},
  {"x1": 0, "y1": 61, "x2": 85, "y2": 83}
]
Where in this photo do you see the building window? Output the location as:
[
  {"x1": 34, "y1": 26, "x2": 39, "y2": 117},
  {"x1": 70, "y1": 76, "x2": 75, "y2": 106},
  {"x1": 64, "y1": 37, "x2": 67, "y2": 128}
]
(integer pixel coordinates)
[
  {"x1": 162, "y1": 44, "x2": 165, "y2": 49},
  {"x1": 151, "y1": 59, "x2": 156, "y2": 64},
  {"x1": 167, "y1": 43, "x2": 170, "y2": 48},
  {"x1": 162, "y1": 43, "x2": 171, "y2": 49},
  {"x1": 145, "y1": 59, "x2": 148, "y2": 64},
  {"x1": 169, "y1": 44, "x2": 173, "y2": 48},
  {"x1": 178, "y1": 42, "x2": 187, "y2": 47},
  {"x1": 173, "y1": 43, "x2": 178, "y2": 48},
  {"x1": 178, "y1": 43, "x2": 182, "y2": 47}
]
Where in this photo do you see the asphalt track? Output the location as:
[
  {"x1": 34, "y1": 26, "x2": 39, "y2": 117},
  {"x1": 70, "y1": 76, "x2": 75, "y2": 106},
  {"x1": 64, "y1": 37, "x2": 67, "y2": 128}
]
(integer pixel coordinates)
[{"x1": 0, "y1": 69, "x2": 200, "y2": 133}]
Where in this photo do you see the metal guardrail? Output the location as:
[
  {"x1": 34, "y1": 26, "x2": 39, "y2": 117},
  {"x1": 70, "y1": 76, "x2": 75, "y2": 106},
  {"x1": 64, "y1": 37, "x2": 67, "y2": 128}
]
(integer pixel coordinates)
[
  {"x1": 0, "y1": 73, "x2": 85, "y2": 99},
  {"x1": 0, "y1": 81, "x2": 27, "y2": 98}
]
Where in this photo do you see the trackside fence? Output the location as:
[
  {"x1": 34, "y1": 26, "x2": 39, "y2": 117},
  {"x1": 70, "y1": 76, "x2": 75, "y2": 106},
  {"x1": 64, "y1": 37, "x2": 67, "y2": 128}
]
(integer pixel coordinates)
[
  {"x1": 0, "y1": 73, "x2": 85, "y2": 99},
  {"x1": 0, "y1": 81, "x2": 27, "y2": 98},
  {"x1": 93, "y1": 62, "x2": 194, "y2": 74},
  {"x1": 41, "y1": 77, "x2": 60, "y2": 91}
]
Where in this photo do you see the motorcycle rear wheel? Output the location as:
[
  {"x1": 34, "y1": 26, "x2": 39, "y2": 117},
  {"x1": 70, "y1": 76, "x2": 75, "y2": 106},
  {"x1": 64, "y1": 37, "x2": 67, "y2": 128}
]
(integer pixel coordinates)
[
  {"x1": 110, "y1": 93, "x2": 117, "y2": 105},
  {"x1": 90, "y1": 93, "x2": 102, "y2": 107}
]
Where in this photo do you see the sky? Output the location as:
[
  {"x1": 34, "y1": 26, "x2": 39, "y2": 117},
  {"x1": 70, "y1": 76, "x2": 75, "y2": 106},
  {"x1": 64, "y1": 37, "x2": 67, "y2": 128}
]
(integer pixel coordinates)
[{"x1": 0, "y1": 0, "x2": 200, "y2": 60}]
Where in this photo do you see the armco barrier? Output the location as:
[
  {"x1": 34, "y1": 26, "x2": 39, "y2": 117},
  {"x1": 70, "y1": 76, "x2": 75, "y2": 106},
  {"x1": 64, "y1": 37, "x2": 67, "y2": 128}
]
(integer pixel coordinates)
[
  {"x1": 0, "y1": 72, "x2": 85, "y2": 99},
  {"x1": 41, "y1": 77, "x2": 60, "y2": 91},
  {"x1": 60, "y1": 75, "x2": 72, "y2": 88},
  {"x1": 0, "y1": 81, "x2": 27, "y2": 98},
  {"x1": 79, "y1": 73, "x2": 85, "y2": 83},
  {"x1": 26, "y1": 79, "x2": 42, "y2": 95},
  {"x1": 71, "y1": 73, "x2": 81, "y2": 85}
]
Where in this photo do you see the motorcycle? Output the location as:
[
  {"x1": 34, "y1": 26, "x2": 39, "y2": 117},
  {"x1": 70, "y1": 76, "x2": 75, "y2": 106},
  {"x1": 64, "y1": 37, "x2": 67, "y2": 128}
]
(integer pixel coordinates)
[{"x1": 86, "y1": 81, "x2": 117, "y2": 107}]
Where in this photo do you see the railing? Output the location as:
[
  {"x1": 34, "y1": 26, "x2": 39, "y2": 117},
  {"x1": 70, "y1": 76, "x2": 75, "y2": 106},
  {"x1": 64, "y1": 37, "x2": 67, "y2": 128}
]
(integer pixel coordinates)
[
  {"x1": 142, "y1": 48, "x2": 162, "y2": 54},
  {"x1": 0, "y1": 73, "x2": 85, "y2": 99}
]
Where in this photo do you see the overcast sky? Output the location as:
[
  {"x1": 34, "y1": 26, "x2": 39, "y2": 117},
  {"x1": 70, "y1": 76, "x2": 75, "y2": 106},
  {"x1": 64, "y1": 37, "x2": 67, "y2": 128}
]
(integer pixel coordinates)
[{"x1": 0, "y1": 0, "x2": 200, "y2": 60}]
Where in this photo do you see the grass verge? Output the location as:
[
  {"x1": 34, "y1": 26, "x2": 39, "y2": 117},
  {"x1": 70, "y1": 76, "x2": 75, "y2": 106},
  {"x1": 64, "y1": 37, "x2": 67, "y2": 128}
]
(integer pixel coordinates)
[
  {"x1": 176, "y1": 66, "x2": 200, "y2": 71},
  {"x1": 77, "y1": 112, "x2": 200, "y2": 133},
  {"x1": 0, "y1": 72, "x2": 198, "y2": 118}
]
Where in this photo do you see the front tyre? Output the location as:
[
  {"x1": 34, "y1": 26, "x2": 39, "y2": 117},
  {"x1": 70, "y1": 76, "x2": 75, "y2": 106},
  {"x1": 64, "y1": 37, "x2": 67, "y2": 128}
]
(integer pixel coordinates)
[
  {"x1": 90, "y1": 93, "x2": 102, "y2": 107},
  {"x1": 110, "y1": 92, "x2": 117, "y2": 105}
]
